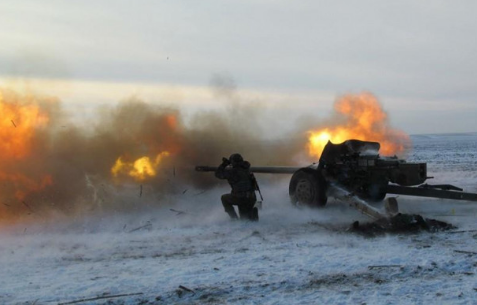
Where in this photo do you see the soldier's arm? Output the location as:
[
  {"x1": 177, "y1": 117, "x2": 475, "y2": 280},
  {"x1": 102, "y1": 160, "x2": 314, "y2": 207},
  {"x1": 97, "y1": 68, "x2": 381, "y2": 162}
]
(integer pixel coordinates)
[{"x1": 215, "y1": 158, "x2": 231, "y2": 179}]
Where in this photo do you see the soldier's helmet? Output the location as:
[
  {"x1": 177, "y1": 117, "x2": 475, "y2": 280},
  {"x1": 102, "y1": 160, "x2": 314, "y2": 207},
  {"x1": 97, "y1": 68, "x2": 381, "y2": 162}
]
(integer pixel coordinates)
[{"x1": 229, "y1": 153, "x2": 244, "y2": 166}]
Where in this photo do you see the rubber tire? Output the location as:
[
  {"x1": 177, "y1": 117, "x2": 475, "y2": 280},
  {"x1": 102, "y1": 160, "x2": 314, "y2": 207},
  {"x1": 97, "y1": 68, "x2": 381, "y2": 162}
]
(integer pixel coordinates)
[{"x1": 289, "y1": 169, "x2": 328, "y2": 207}]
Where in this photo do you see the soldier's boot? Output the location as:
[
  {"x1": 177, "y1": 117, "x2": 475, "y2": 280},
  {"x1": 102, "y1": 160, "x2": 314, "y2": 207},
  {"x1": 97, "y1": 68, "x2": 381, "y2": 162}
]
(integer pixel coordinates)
[
  {"x1": 251, "y1": 207, "x2": 259, "y2": 222},
  {"x1": 239, "y1": 205, "x2": 258, "y2": 221},
  {"x1": 222, "y1": 202, "x2": 238, "y2": 220},
  {"x1": 238, "y1": 207, "x2": 250, "y2": 220}
]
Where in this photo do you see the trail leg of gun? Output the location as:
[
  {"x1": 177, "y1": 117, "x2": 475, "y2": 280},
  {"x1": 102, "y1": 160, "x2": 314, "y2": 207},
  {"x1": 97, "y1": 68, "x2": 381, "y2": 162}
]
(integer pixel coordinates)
[
  {"x1": 384, "y1": 197, "x2": 399, "y2": 216},
  {"x1": 330, "y1": 185, "x2": 387, "y2": 220}
]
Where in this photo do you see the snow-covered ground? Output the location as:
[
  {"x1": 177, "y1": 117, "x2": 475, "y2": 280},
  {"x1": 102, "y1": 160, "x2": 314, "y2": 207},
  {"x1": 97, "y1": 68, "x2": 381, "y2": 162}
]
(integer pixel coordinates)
[
  {"x1": 1, "y1": 134, "x2": 477, "y2": 304},
  {"x1": 1, "y1": 183, "x2": 476, "y2": 305}
]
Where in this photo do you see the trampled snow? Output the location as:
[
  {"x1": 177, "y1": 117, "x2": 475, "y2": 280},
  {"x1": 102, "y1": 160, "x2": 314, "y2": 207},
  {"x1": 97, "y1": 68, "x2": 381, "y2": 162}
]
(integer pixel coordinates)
[{"x1": 1, "y1": 134, "x2": 477, "y2": 304}]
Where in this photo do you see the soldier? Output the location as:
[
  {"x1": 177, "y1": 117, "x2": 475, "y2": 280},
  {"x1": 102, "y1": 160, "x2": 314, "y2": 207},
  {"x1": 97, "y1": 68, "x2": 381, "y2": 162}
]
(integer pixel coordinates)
[{"x1": 215, "y1": 153, "x2": 258, "y2": 221}]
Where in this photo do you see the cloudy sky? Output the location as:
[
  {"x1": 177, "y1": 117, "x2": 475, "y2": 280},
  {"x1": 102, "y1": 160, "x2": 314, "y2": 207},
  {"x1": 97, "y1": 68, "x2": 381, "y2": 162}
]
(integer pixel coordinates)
[{"x1": 1, "y1": 0, "x2": 476, "y2": 134}]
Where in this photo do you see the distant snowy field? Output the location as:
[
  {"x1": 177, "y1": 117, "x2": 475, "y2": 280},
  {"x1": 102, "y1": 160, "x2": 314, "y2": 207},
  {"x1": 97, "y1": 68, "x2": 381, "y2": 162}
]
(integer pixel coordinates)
[{"x1": 1, "y1": 134, "x2": 477, "y2": 304}]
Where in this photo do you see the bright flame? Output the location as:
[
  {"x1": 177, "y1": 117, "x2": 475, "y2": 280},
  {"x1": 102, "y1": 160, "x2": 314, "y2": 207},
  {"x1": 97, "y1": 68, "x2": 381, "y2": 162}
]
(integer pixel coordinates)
[
  {"x1": 112, "y1": 151, "x2": 170, "y2": 181},
  {"x1": 0, "y1": 90, "x2": 52, "y2": 203},
  {"x1": 0, "y1": 91, "x2": 48, "y2": 159},
  {"x1": 307, "y1": 93, "x2": 410, "y2": 158}
]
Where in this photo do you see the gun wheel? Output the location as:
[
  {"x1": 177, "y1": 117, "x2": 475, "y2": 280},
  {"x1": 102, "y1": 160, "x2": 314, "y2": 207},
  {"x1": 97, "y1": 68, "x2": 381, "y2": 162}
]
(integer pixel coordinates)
[{"x1": 289, "y1": 169, "x2": 327, "y2": 207}]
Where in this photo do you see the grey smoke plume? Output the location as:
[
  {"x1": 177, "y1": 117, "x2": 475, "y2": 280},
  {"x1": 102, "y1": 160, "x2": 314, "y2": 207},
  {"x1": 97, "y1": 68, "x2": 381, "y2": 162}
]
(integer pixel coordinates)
[{"x1": 0, "y1": 86, "x2": 307, "y2": 224}]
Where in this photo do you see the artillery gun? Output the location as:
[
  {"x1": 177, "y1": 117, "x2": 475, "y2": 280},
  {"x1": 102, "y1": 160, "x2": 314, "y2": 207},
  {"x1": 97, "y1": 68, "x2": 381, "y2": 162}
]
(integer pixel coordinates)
[{"x1": 196, "y1": 139, "x2": 477, "y2": 220}]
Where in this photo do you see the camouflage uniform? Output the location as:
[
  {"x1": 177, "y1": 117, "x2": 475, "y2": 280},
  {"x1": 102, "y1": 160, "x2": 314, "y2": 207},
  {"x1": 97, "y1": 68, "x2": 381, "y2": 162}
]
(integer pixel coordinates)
[{"x1": 215, "y1": 154, "x2": 257, "y2": 220}]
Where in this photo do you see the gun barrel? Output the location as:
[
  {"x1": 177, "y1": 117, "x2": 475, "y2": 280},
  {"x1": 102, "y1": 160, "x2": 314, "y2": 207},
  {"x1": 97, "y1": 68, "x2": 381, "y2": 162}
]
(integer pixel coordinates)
[{"x1": 195, "y1": 166, "x2": 299, "y2": 174}]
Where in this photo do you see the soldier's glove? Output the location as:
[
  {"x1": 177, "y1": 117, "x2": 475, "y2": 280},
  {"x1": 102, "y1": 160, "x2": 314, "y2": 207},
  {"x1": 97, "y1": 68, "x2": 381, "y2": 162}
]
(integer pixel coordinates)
[{"x1": 222, "y1": 157, "x2": 231, "y2": 165}]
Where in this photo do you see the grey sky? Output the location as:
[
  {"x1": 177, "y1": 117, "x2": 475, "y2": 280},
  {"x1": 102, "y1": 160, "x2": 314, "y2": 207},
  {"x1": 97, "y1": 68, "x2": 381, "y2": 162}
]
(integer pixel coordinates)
[{"x1": 1, "y1": 0, "x2": 476, "y2": 134}]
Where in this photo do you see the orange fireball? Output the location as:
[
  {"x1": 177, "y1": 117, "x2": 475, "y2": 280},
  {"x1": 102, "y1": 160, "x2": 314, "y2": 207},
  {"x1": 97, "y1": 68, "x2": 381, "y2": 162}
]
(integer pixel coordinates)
[
  {"x1": 0, "y1": 89, "x2": 52, "y2": 206},
  {"x1": 0, "y1": 90, "x2": 48, "y2": 159},
  {"x1": 307, "y1": 93, "x2": 410, "y2": 158}
]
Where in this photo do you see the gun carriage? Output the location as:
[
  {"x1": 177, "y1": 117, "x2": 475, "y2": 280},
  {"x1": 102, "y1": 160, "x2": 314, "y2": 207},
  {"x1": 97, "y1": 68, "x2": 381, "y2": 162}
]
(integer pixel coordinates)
[{"x1": 196, "y1": 140, "x2": 477, "y2": 219}]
